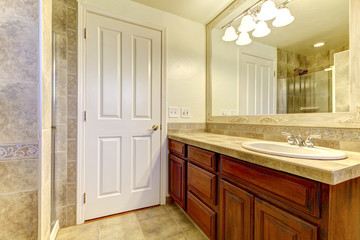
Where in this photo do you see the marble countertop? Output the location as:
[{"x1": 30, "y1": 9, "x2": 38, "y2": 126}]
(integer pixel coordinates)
[{"x1": 168, "y1": 132, "x2": 360, "y2": 185}]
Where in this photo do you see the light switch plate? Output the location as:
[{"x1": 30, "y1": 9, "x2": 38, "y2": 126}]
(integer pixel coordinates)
[
  {"x1": 181, "y1": 107, "x2": 190, "y2": 118},
  {"x1": 169, "y1": 106, "x2": 179, "y2": 118}
]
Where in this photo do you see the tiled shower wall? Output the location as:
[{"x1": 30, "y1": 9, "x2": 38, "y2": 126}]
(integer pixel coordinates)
[
  {"x1": 277, "y1": 47, "x2": 349, "y2": 114},
  {"x1": 0, "y1": 0, "x2": 39, "y2": 239},
  {"x1": 53, "y1": 0, "x2": 78, "y2": 227}
]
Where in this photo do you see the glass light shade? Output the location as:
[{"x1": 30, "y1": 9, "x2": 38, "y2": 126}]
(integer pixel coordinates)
[
  {"x1": 252, "y1": 21, "x2": 271, "y2": 38},
  {"x1": 236, "y1": 32, "x2": 252, "y2": 45},
  {"x1": 272, "y1": 8, "x2": 295, "y2": 27},
  {"x1": 257, "y1": 0, "x2": 278, "y2": 21},
  {"x1": 222, "y1": 26, "x2": 238, "y2": 41},
  {"x1": 238, "y1": 15, "x2": 257, "y2": 32}
]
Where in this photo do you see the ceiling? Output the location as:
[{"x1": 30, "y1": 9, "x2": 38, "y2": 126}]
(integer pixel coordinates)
[
  {"x1": 215, "y1": 0, "x2": 349, "y2": 56},
  {"x1": 131, "y1": 0, "x2": 234, "y2": 24}
]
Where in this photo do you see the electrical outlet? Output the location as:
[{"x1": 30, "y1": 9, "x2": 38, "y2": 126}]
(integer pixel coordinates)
[
  {"x1": 181, "y1": 107, "x2": 190, "y2": 118},
  {"x1": 221, "y1": 109, "x2": 228, "y2": 116},
  {"x1": 169, "y1": 106, "x2": 179, "y2": 118},
  {"x1": 229, "y1": 109, "x2": 237, "y2": 116}
]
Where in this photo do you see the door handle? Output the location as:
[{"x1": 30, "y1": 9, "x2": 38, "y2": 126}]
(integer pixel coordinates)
[{"x1": 148, "y1": 125, "x2": 159, "y2": 131}]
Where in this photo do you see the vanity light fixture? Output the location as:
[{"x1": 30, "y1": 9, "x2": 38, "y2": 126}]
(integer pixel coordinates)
[
  {"x1": 236, "y1": 32, "x2": 252, "y2": 45},
  {"x1": 252, "y1": 21, "x2": 271, "y2": 37},
  {"x1": 238, "y1": 14, "x2": 257, "y2": 32},
  {"x1": 222, "y1": 25, "x2": 238, "y2": 41},
  {"x1": 313, "y1": 42, "x2": 326, "y2": 47},
  {"x1": 221, "y1": 0, "x2": 295, "y2": 46},
  {"x1": 257, "y1": 0, "x2": 279, "y2": 21},
  {"x1": 272, "y1": 7, "x2": 295, "y2": 27}
]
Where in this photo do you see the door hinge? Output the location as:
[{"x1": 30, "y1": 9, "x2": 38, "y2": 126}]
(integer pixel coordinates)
[
  {"x1": 160, "y1": 124, "x2": 162, "y2": 130},
  {"x1": 84, "y1": 28, "x2": 87, "y2": 39},
  {"x1": 84, "y1": 193, "x2": 86, "y2": 204},
  {"x1": 83, "y1": 111, "x2": 87, "y2": 122}
]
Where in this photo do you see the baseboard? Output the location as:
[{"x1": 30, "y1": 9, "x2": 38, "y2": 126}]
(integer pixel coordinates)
[
  {"x1": 166, "y1": 196, "x2": 174, "y2": 204},
  {"x1": 50, "y1": 220, "x2": 60, "y2": 240}
]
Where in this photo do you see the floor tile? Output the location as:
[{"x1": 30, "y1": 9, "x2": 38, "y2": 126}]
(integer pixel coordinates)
[
  {"x1": 138, "y1": 213, "x2": 183, "y2": 240},
  {"x1": 135, "y1": 205, "x2": 167, "y2": 220},
  {"x1": 56, "y1": 221, "x2": 99, "y2": 240},
  {"x1": 164, "y1": 202, "x2": 180, "y2": 212},
  {"x1": 99, "y1": 213, "x2": 145, "y2": 240},
  {"x1": 169, "y1": 208, "x2": 196, "y2": 231},
  {"x1": 183, "y1": 227, "x2": 208, "y2": 240}
]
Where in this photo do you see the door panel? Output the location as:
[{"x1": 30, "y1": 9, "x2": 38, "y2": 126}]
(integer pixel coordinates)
[
  {"x1": 169, "y1": 154, "x2": 186, "y2": 209},
  {"x1": 99, "y1": 137, "x2": 122, "y2": 196},
  {"x1": 239, "y1": 53, "x2": 275, "y2": 115},
  {"x1": 219, "y1": 180, "x2": 253, "y2": 240},
  {"x1": 255, "y1": 198, "x2": 317, "y2": 240},
  {"x1": 85, "y1": 12, "x2": 161, "y2": 220},
  {"x1": 133, "y1": 36, "x2": 152, "y2": 119},
  {"x1": 99, "y1": 28, "x2": 122, "y2": 118}
]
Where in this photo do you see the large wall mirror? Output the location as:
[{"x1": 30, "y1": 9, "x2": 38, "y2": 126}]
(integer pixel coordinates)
[{"x1": 207, "y1": 0, "x2": 358, "y2": 122}]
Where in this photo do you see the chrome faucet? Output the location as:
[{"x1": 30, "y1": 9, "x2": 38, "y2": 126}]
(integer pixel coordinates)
[
  {"x1": 305, "y1": 135, "x2": 321, "y2": 148},
  {"x1": 282, "y1": 132, "x2": 321, "y2": 147},
  {"x1": 282, "y1": 132, "x2": 297, "y2": 145}
]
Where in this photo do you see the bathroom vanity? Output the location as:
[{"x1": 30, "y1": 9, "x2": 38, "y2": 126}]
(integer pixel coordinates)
[{"x1": 168, "y1": 133, "x2": 360, "y2": 240}]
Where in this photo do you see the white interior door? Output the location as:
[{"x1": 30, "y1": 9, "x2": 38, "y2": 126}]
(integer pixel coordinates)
[
  {"x1": 84, "y1": 12, "x2": 162, "y2": 220},
  {"x1": 239, "y1": 53, "x2": 275, "y2": 115}
]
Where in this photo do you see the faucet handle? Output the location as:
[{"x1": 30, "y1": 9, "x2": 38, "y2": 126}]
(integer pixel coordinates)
[
  {"x1": 305, "y1": 135, "x2": 321, "y2": 148},
  {"x1": 282, "y1": 132, "x2": 296, "y2": 145}
]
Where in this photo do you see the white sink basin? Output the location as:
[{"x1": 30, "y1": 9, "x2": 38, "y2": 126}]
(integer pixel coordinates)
[{"x1": 241, "y1": 141, "x2": 347, "y2": 160}]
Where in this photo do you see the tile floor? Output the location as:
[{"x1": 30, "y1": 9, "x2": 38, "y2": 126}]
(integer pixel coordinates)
[{"x1": 56, "y1": 203, "x2": 208, "y2": 240}]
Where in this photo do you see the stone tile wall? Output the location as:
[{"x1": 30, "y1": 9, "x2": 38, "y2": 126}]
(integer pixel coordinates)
[
  {"x1": 52, "y1": 0, "x2": 78, "y2": 228},
  {"x1": 207, "y1": 123, "x2": 360, "y2": 152},
  {"x1": 277, "y1": 47, "x2": 349, "y2": 114},
  {"x1": 0, "y1": 0, "x2": 40, "y2": 239}
]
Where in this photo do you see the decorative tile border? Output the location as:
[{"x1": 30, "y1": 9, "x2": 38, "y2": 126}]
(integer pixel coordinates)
[{"x1": 0, "y1": 143, "x2": 39, "y2": 160}]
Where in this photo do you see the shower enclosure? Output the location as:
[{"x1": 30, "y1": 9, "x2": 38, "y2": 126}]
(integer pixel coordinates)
[{"x1": 278, "y1": 69, "x2": 333, "y2": 114}]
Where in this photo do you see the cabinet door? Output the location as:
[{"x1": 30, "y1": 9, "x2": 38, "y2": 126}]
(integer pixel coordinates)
[
  {"x1": 219, "y1": 180, "x2": 253, "y2": 240},
  {"x1": 169, "y1": 154, "x2": 186, "y2": 209},
  {"x1": 255, "y1": 198, "x2": 317, "y2": 240}
]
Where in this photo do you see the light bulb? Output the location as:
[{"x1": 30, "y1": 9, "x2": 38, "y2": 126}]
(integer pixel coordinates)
[
  {"x1": 222, "y1": 26, "x2": 238, "y2": 41},
  {"x1": 236, "y1": 32, "x2": 252, "y2": 45},
  {"x1": 252, "y1": 21, "x2": 271, "y2": 38},
  {"x1": 238, "y1": 15, "x2": 257, "y2": 32},
  {"x1": 257, "y1": 0, "x2": 278, "y2": 21},
  {"x1": 272, "y1": 8, "x2": 295, "y2": 27}
]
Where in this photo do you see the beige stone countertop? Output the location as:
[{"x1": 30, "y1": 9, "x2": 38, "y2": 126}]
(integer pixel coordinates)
[{"x1": 168, "y1": 132, "x2": 360, "y2": 185}]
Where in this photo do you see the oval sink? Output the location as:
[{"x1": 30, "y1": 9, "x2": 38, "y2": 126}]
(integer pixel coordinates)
[{"x1": 242, "y1": 141, "x2": 347, "y2": 160}]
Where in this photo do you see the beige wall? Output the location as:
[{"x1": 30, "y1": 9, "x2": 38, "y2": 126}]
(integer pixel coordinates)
[
  {"x1": 0, "y1": 0, "x2": 39, "y2": 239},
  {"x1": 81, "y1": 0, "x2": 207, "y2": 123}
]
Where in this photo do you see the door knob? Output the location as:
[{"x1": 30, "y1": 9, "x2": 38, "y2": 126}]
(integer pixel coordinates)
[{"x1": 148, "y1": 125, "x2": 159, "y2": 131}]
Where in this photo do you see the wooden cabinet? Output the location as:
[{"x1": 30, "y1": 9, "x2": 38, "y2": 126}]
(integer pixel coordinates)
[
  {"x1": 254, "y1": 198, "x2": 317, "y2": 240},
  {"x1": 169, "y1": 154, "x2": 186, "y2": 209},
  {"x1": 188, "y1": 163, "x2": 217, "y2": 206},
  {"x1": 168, "y1": 139, "x2": 360, "y2": 240},
  {"x1": 219, "y1": 180, "x2": 253, "y2": 240},
  {"x1": 187, "y1": 192, "x2": 217, "y2": 240}
]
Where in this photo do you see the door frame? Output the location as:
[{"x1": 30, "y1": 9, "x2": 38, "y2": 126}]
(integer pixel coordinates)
[{"x1": 76, "y1": 3, "x2": 168, "y2": 224}]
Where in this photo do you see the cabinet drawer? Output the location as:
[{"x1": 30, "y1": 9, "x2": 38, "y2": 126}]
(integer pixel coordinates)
[
  {"x1": 188, "y1": 146, "x2": 216, "y2": 172},
  {"x1": 220, "y1": 155, "x2": 320, "y2": 218},
  {"x1": 187, "y1": 192, "x2": 216, "y2": 240},
  {"x1": 169, "y1": 140, "x2": 186, "y2": 158},
  {"x1": 188, "y1": 163, "x2": 217, "y2": 206}
]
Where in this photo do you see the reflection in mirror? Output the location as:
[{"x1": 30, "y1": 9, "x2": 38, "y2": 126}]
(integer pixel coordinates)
[{"x1": 211, "y1": 0, "x2": 349, "y2": 116}]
